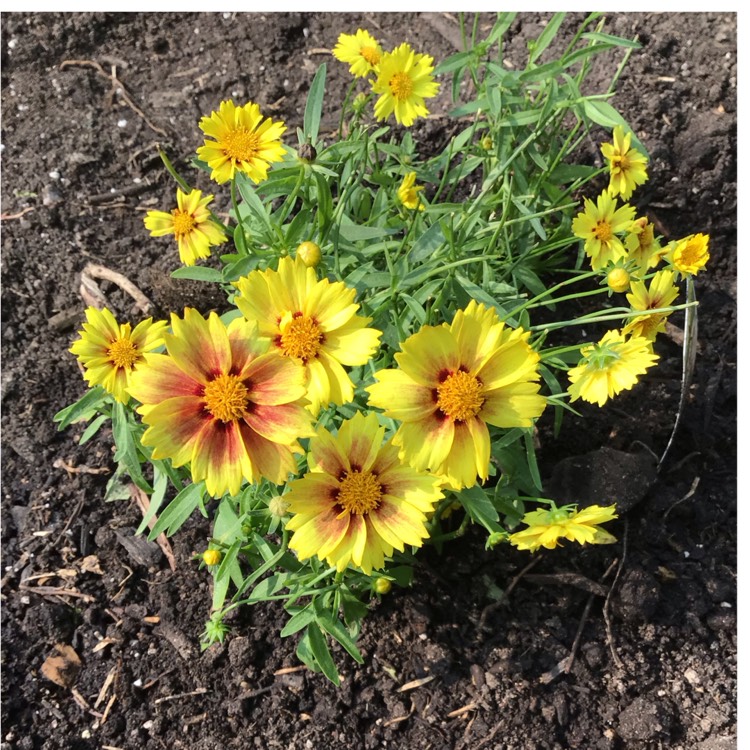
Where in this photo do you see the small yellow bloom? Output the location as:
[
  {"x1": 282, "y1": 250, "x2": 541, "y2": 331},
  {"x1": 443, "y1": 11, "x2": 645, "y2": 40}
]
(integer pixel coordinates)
[
  {"x1": 69, "y1": 307, "x2": 167, "y2": 404},
  {"x1": 296, "y1": 241, "x2": 321, "y2": 268},
  {"x1": 509, "y1": 504, "x2": 618, "y2": 552},
  {"x1": 606, "y1": 267, "x2": 631, "y2": 293},
  {"x1": 667, "y1": 233, "x2": 710, "y2": 279},
  {"x1": 622, "y1": 269, "x2": 680, "y2": 342},
  {"x1": 625, "y1": 216, "x2": 663, "y2": 274},
  {"x1": 397, "y1": 171, "x2": 425, "y2": 211},
  {"x1": 601, "y1": 125, "x2": 648, "y2": 200},
  {"x1": 372, "y1": 43, "x2": 440, "y2": 127},
  {"x1": 567, "y1": 330, "x2": 659, "y2": 407},
  {"x1": 202, "y1": 549, "x2": 222, "y2": 566},
  {"x1": 332, "y1": 29, "x2": 383, "y2": 78},
  {"x1": 197, "y1": 100, "x2": 286, "y2": 185},
  {"x1": 144, "y1": 189, "x2": 227, "y2": 266},
  {"x1": 571, "y1": 191, "x2": 636, "y2": 271}
]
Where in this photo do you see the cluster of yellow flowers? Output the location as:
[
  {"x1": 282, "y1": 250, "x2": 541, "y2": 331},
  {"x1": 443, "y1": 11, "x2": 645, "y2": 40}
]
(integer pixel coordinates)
[
  {"x1": 568, "y1": 125, "x2": 710, "y2": 408},
  {"x1": 332, "y1": 29, "x2": 440, "y2": 128}
]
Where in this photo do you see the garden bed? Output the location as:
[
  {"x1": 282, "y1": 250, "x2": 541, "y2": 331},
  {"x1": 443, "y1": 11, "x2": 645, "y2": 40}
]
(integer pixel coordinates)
[{"x1": 1, "y1": 12, "x2": 737, "y2": 749}]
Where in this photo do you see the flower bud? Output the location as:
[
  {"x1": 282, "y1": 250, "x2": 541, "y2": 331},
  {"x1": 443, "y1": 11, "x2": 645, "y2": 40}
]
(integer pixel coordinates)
[
  {"x1": 481, "y1": 135, "x2": 493, "y2": 151},
  {"x1": 268, "y1": 495, "x2": 291, "y2": 518},
  {"x1": 607, "y1": 267, "x2": 631, "y2": 293},
  {"x1": 374, "y1": 578, "x2": 392, "y2": 595},
  {"x1": 298, "y1": 142, "x2": 317, "y2": 163},
  {"x1": 296, "y1": 241, "x2": 322, "y2": 268},
  {"x1": 202, "y1": 549, "x2": 222, "y2": 566}
]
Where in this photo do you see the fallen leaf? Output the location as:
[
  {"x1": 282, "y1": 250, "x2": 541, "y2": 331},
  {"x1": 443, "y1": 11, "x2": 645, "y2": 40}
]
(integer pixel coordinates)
[
  {"x1": 80, "y1": 555, "x2": 104, "y2": 575},
  {"x1": 41, "y1": 643, "x2": 82, "y2": 688}
]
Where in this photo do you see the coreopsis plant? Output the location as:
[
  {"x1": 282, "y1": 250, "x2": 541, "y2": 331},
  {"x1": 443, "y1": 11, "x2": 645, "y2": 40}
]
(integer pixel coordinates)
[{"x1": 56, "y1": 13, "x2": 706, "y2": 684}]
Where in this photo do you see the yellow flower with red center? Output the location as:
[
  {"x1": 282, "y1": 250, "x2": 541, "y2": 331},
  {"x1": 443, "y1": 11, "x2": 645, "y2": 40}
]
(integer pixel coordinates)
[
  {"x1": 601, "y1": 125, "x2": 649, "y2": 200},
  {"x1": 69, "y1": 307, "x2": 167, "y2": 403},
  {"x1": 371, "y1": 43, "x2": 440, "y2": 127},
  {"x1": 233, "y1": 256, "x2": 382, "y2": 416},
  {"x1": 144, "y1": 189, "x2": 227, "y2": 266},
  {"x1": 624, "y1": 216, "x2": 663, "y2": 273},
  {"x1": 332, "y1": 29, "x2": 383, "y2": 78},
  {"x1": 622, "y1": 269, "x2": 680, "y2": 342},
  {"x1": 509, "y1": 504, "x2": 618, "y2": 552},
  {"x1": 666, "y1": 233, "x2": 710, "y2": 278},
  {"x1": 196, "y1": 100, "x2": 286, "y2": 185},
  {"x1": 285, "y1": 412, "x2": 443, "y2": 574},
  {"x1": 572, "y1": 191, "x2": 636, "y2": 271},
  {"x1": 567, "y1": 330, "x2": 659, "y2": 407},
  {"x1": 127, "y1": 309, "x2": 314, "y2": 498},
  {"x1": 397, "y1": 171, "x2": 425, "y2": 211},
  {"x1": 366, "y1": 301, "x2": 546, "y2": 490}
]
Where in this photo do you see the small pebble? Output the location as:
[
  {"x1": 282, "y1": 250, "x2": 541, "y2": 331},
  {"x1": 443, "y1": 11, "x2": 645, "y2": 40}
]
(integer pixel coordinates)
[{"x1": 117, "y1": 119, "x2": 127, "y2": 128}]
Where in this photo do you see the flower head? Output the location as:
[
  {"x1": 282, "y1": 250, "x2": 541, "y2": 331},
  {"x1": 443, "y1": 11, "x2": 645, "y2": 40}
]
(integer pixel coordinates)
[
  {"x1": 666, "y1": 233, "x2": 710, "y2": 279},
  {"x1": 332, "y1": 29, "x2": 383, "y2": 78},
  {"x1": 601, "y1": 125, "x2": 648, "y2": 200},
  {"x1": 606, "y1": 267, "x2": 631, "y2": 293},
  {"x1": 509, "y1": 504, "x2": 618, "y2": 552},
  {"x1": 197, "y1": 100, "x2": 286, "y2": 185},
  {"x1": 285, "y1": 412, "x2": 443, "y2": 574},
  {"x1": 127, "y1": 309, "x2": 314, "y2": 497},
  {"x1": 398, "y1": 171, "x2": 425, "y2": 211},
  {"x1": 371, "y1": 43, "x2": 440, "y2": 127},
  {"x1": 367, "y1": 301, "x2": 546, "y2": 490},
  {"x1": 567, "y1": 330, "x2": 659, "y2": 407},
  {"x1": 296, "y1": 240, "x2": 322, "y2": 268},
  {"x1": 572, "y1": 191, "x2": 636, "y2": 271},
  {"x1": 144, "y1": 189, "x2": 227, "y2": 266},
  {"x1": 624, "y1": 216, "x2": 663, "y2": 274},
  {"x1": 69, "y1": 307, "x2": 167, "y2": 403},
  {"x1": 233, "y1": 256, "x2": 382, "y2": 416},
  {"x1": 622, "y1": 269, "x2": 680, "y2": 342}
]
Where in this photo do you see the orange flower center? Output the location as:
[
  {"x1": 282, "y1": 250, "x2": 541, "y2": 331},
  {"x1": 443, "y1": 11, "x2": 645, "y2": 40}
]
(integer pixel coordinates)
[
  {"x1": 107, "y1": 337, "x2": 139, "y2": 370},
  {"x1": 279, "y1": 314, "x2": 323, "y2": 362},
  {"x1": 171, "y1": 208, "x2": 197, "y2": 238},
  {"x1": 593, "y1": 220, "x2": 613, "y2": 242},
  {"x1": 338, "y1": 470, "x2": 382, "y2": 515},
  {"x1": 389, "y1": 71, "x2": 413, "y2": 101},
  {"x1": 203, "y1": 374, "x2": 248, "y2": 422},
  {"x1": 436, "y1": 370, "x2": 484, "y2": 422},
  {"x1": 222, "y1": 127, "x2": 261, "y2": 163},
  {"x1": 360, "y1": 46, "x2": 381, "y2": 66}
]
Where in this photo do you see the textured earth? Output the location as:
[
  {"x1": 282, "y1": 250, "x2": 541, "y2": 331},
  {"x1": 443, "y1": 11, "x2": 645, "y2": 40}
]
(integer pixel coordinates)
[{"x1": 1, "y1": 12, "x2": 737, "y2": 750}]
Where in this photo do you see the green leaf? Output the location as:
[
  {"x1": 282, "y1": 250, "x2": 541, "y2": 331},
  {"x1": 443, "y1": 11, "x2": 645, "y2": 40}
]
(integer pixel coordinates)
[
  {"x1": 304, "y1": 63, "x2": 327, "y2": 144},
  {"x1": 236, "y1": 174, "x2": 275, "y2": 235},
  {"x1": 170, "y1": 266, "x2": 224, "y2": 283},
  {"x1": 281, "y1": 605, "x2": 316, "y2": 637},
  {"x1": 247, "y1": 573, "x2": 289, "y2": 602},
  {"x1": 409, "y1": 221, "x2": 445, "y2": 263},
  {"x1": 314, "y1": 600, "x2": 363, "y2": 664},
  {"x1": 581, "y1": 31, "x2": 641, "y2": 49},
  {"x1": 523, "y1": 430, "x2": 543, "y2": 493},
  {"x1": 339, "y1": 222, "x2": 393, "y2": 242},
  {"x1": 581, "y1": 99, "x2": 648, "y2": 155},
  {"x1": 54, "y1": 386, "x2": 108, "y2": 430},
  {"x1": 458, "y1": 485, "x2": 502, "y2": 534},
  {"x1": 77, "y1": 413, "x2": 109, "y2": 445},
  {"x1": 222, "y1": 255, "x2": 262, "y2": 282},
  {"x1": 529, "y1": 12, "x2": 565, "y2": 63},
  {"x1": 314, "y1": 171, "x2": 333, "y2": 236},
  {"x1": 111, "y1": 402, "x2": 151, "y2": 492},
  {"x1": 148, "y1": 481, "x2": 206, "y2": 539},
  {"x1": 135, "y1": 466, "x2": 168, "y2": 535},
  {"x1": 233, "y1": 223, "x2": 248, "y2": 256},
  {"x1": 306, "y1": 622, "x2": 340, "y2": 685}
]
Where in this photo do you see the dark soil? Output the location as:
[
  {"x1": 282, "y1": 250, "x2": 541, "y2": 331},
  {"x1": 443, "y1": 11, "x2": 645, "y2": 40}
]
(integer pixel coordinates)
[{"x1": 1, "y1": 12, "x2": 737, "y2": 750}]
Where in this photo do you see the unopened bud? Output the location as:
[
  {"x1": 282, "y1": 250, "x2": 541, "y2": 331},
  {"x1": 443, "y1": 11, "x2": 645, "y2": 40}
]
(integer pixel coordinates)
[
  {"x1": 607, "y1": 267, "x2": 631, "y2": 293},
  {"x1": 481, "y1": 135, "x2": 493, "y2": 151},
  {"x1": 296, "y1": 241, "x2": 322, "y2": 268},
  {"x1": 298, "y1": 142, "x2": 317, "y2": 163},
  {"x1": 202, "y1": 549, "x2": 222, "y2": 566},
  {"x1": 374, "y1": 578, "x2": 392, "y2": 595},
  {"x1": 268, "y1": 495, "x2": 290, "y2": 518}
]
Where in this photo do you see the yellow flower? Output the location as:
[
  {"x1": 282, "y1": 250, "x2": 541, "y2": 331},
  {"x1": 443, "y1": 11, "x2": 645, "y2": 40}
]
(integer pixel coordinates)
[
  {"x1": 233, "y1": 256, "x2": 382, "y2": 416},
  {"x1": 127, "y1": 309, "x2": 314, "y2": 498},
  {"x1": 606, "y1": 267, "x2": 631, "y2": 293},
  {"x1": 285, "y1": 412, "x2": 443, "y2": 575},
  {"x1": 622, "y1": 269, "x2": 680, "y2": 342},
  {"x1": 144, "y1": 188, "x2": 227, "y2": 266},
  {"x1": 296, "y1": 240, "x2": 321, "y2": 268},
  {"x1": 367, "y1": 301, "x2": 546, "y2": 490},
  {"x1": 202, "y1": 549, "x2": 222, "y2": 566},
  {"x1": 332, "y1": 29, "x2": 383, "y2": 78},
  {"x1": 625, "y1": 216, "x2": 663, "y2": 274},
  {"x1": 601, "y1": 125, "x2": 648, "y2": 200},
  {"x1": 567, "y1": 330, "x2": 659, "y2": 407},
  {"x1": 666, "y1": 233, "x2": 710, "y2": 279},
  {"x1": 571, "y1": 191, "x2": 636, "y2": 271},
  {"x1": 196, "y1": 100, "x2": 286, "y2": 185},
  {"x1": 509, "y1": 504, "x2": 618, "y2": 552},
  {"x1": 371, "y1": 43, "x2": 440, "y2": 127},
  {"x1": 69, "y1": 307, "x2": 167, "y2": 404},
  {"x1": 397, "y1": 171, "x2": 425, "y2": 211}
]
